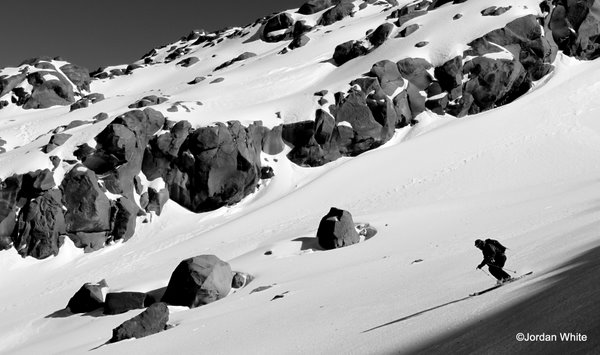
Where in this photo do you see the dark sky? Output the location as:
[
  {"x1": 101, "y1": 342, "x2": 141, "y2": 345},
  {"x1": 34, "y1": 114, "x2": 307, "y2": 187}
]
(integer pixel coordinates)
[{"x1": 0, "y1": 0, "x2": 302, "y2": 70}]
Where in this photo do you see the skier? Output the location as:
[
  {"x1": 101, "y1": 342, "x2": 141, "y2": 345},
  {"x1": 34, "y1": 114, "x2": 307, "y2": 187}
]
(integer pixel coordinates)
[{"x1": 475, "y1": 239, "x2": 512, "y2": 284}]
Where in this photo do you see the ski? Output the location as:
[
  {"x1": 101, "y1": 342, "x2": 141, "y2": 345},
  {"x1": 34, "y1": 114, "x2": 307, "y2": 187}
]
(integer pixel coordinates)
[{"x1": 469, "y1": 271, "x2": 533, "y2": 297}]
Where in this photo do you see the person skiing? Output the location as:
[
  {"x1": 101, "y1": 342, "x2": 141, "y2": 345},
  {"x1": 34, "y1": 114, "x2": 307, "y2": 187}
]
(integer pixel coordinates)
[{"x1": 475, "y1": 239, "x2": 512, "y2": 284}]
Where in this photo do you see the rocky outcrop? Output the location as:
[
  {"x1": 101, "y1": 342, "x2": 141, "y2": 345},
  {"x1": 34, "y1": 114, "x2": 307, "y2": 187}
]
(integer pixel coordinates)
[
  {"x1": 69, "y1": 93, "x2": 105, "y2": 112},
  {"x1": 176, "y1": 56, "x2": 199, "y2": 67},
  {"x1": 67, "y1": 280, "x2": 108, "y2": 313},
  {"x1": 23, "y1": 71, "x2": 75, "y2": 109},
  {"x1": 161, "y1": 255, "x2": 233, "y2": 308},
  {"x1": 368, "y1": 23, "x2": 395, "y2": 47},
  {"x1": 316, "y1": 207, "x2": 360, "y2": 250},
  {"x1": 333, "y1": 40, "x2": 369, "y2": 65},
  {"x1": 109, "y1": 302, "x2": 169, "y2": 343},
  {"x1": 548, "y1": 0, "x2": 600, "y2": 60},
  {"x1": 143, "y1": 121, "x2": 263, "y2": 213}
]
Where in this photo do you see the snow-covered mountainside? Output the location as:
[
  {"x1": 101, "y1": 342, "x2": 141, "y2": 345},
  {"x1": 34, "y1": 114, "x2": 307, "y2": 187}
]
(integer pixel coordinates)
[{"x1": 1, "y1": 0, "x2": 599, "y2": 353}]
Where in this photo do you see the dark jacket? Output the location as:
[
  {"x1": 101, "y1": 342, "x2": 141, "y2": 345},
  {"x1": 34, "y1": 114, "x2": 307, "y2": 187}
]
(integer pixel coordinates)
[{"x1": 477, "y1": 239, "x2": 506, "y2": 269}]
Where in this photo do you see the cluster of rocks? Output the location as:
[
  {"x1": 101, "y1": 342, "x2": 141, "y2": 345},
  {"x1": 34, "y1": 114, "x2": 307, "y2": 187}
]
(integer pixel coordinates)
[
  {"x1": 63, "y1": 255, "x2": 252, "y2": 343},
  {"x1": 283, "y1": 12, "x2": 559, "y2": 166},
  {"x1": 214, "y1": 52, "x2": 257, "y2": 71},
  {"x1": 0, "y1": 57, "x2": 91, "y2": 110}
]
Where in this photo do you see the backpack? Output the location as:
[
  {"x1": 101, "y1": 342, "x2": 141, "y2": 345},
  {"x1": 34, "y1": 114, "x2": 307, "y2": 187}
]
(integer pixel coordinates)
[{"x1": 486, "y1": 239, "x2": 507, "y2": 253}]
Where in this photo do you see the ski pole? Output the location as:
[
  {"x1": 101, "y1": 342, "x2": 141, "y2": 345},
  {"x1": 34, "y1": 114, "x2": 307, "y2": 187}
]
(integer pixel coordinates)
[
  {"x1": 503, "y1": 267, "x2": 517, "y2": 274},
  {"x1": 479, "y1": 268, "x2": 495, "y2": 280}
]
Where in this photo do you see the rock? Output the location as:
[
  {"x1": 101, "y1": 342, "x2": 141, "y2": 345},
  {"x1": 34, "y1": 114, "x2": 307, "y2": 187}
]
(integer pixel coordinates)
[
  {"x1": 109, "y1": 302, "x2": 169, "y2": 343},
  {"x1": 209, "y1": 77, "x2": 225, "y2": 84},
  {"x1": 392, "y1": 90, "x2": 413, "y2": 127},
  {"x1": 434, "y1": 56, "x2": 463, "y2": 97},
  {"x1": 548, "y1": 1, "x2": 600, "y2": 60},
  {"x1": 415, "y1": 41, "x2": 429, "y2": 47},
  {"x1": 44, "y1": 133, "x2": 71, "y2": 153},
  {"x1": 12, "y1": 189, "x2": 66, "y2": 259},
  {"x1": 428, "y1": 0, "x2": 454, "y2": 9},
  {"x1": 144, "y1": 121, "x2": 262, "y2": 213},
  {"x1": 93, "y1": 112, "x2": 109, "y2": 122},
  {"x1": 370, "y1": 60, "x2": 404, "y2": 96},
  {"x1": 176, "y1": 56, "x2": 199, "y2": 67},
  {"x1": 61, "y1": 165, "x2": 111, "y2": 234},
  {"x1": 453, "y1": 13, "x2": 463, "y2": 20},
  {"x1": 406, "y1": 81, "x2": 426, "y2": 116},
  {"x1": 188, "y1": 76, "x2": 206, "y2": 85},
  {"x1": 298, "y1": 0, "x2": 338, "y2": 14},
  {"x1": 214, "y1": 52, "x2": 257, "y2": 71},
  {"x1": 231, "y1": 272, "x2": 254, "y2": 288},
  {"x1": 0, "y1": 73, "x2": 27, "y2": 97},
  {"x1": 463, "y1": 57, "x2": 530, "y2": 112},
  {"x1": 125, "y1": 64, "x2": 143, "y2": 74},
  {"x1": 27, "y1": 169, "x2": 55, "y2": 192},
  {"x1": 316, "y1": 207, "x2": 360, "y2": 250},
  {"x1": 333, "y1": 40, "x2": 369, "y2": 65},
  {"x1": 260, "y1": 125, "x2": 285, "y2": 155},
  {"x1": 398, "y1": 24, "x2": 419, "y2": 37},
  {"x1": 128, "y1": 95, "x2": 168, "y2": 108},
  {"x1": 260, "y1": 166, "x2": 275, "y2": 179},
  {"x1": 262, "y1": 12, "x2": 295, "y2": 42},
  {"x1": 319, "y1": 1, "x2": 354, "y2": 26},
  {"x1": 112, "y1": 197, "x2": 138, "y2": 241},
  {"x1": 289, "y1": 34, "x2": 311, "y2": 49},
  {"x1": 368, "y1": 22, "x2": 394, "y2": 47},
  {"x1": 68, "y1": 231, "x2": 107, "y2": 252},
  {"x1": 59, "y1": 63, "x2": 91, "y2": 91},
  {"x1": 146, "y1": 186, "x2": 169, "y2": 216},
  {"x1": 67, "y1": 280, "x2": 108, "y2": 313},
  {"x1": 161, "y1": 255, "x2": 233, "y2": 308},
  {"x1": 22, "y1": 71, "x2": 75, "y2": 109},
  {"x1": 397, "y1": 57, "x2": 433, "y2": 90},
  {"x1": 481, "y1": 6, "x2": 512, "y2": 16},
  {"x1": 104, "y1": 292, "x2": 154, "y2": 315}
]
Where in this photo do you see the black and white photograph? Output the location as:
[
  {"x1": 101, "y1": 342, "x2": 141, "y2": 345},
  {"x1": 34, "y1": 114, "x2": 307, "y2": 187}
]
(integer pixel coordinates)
[{"x1": 0, "y1": 0, "x2": 598, "y2": 354}]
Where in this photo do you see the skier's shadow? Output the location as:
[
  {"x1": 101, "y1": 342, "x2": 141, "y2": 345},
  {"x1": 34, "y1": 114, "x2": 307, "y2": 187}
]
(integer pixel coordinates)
[{"x1": 362, "y1": 295, "x2": 471, "y2": 333}]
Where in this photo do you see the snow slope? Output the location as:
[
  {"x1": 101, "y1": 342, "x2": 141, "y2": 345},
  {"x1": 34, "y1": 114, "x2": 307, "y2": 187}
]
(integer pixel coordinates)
[{"x1": 1, "y1": 0, "x2": 600, "y2": 354}]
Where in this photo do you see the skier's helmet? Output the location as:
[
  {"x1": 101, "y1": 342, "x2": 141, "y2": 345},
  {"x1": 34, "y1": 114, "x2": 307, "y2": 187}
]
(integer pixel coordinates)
[{"x1": 474, "y1": 239, "x2": 484, "y2": 248}]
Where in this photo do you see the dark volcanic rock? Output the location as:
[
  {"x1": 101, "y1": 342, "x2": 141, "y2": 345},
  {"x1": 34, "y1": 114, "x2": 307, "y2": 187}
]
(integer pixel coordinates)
[
  {"x1": 319, "y1": 1, "x2": 354, "y2": 26},
  {"x1": 12, "y1": 189, "x2": 66, "y2": 259},
  {"x1": 59, "y1": 63, "x2": 91, "y2": 91},
  {"x1": 370, "y1": 60, "x2": 404, "y2": 96},
  {"x1": 548, "y1": 0, "x2": 600, "y2": 60},
  {"x1": 177, "y1": 56, "x2": 200, "y2": 67},
  {"x1": 112, "y1": 197, "x2": 138, "y2": 242},
  {"x1": 22, "y1": 71, "x2": 75, "y2": 109},
  {"x1": 109, "y1": 302, "x2": 169, "y2": 343},
  {"x1": 104, "y1": 292, "x2": 153, "y2": 315},
  {"x1": 61, "y1": 166, "x2": 111, "y2": 235},
  {"x1": 143, "y1": 121, "x2": 262, "y2": 213},
  {"x1": 128, "y1": 95, "x2": 168, "y2": 108},
  {"x1": 298, "y1": 0, "x2": 338, "y2": 14},
  {"x1": 214, "y1": 52, "x2": 257, "y2": 71},
  {"x1": 397, "y1": 57, "x2": 433, "y2": 90},
  {"x1": 262, "y1": 12, "x2": 295, "y2": 42},
  {"x1": 316, "y1": 207, "x2": 360, "y2": 250},
  {"x1": 161, "y1": 255, "x2": 233, "y2": 308},
  {"x1": 67, "y1": 280, "x2": 108, "y2": 313},
  {"x1": 333, "y1": 40, "x2": 369, "y2": 65},
  {"x1": 368, "y1": 22, "x2": 394, "y2": 47}
]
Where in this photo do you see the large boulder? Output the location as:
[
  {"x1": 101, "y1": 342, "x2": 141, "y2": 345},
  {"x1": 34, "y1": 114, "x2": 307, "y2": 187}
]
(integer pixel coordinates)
[
  {"x1": 370, "y1": 60, "x2": 404, "y2": 96},
  {"x1": 368, "y1": 22, "x2": 395, "y2": 47},
  {"x1": 0, "y1": 175, "x2": 23, "y2": 250},
  {"x1": 109, "y1": 302, "x2": 169, "y2": 343},
  {"x1": 143, "y1": 121, "x2": 262, "y2": 213},
  {"x1": 333, "y1": 40, "x2": 369, "y2": 65},
  {"x1": 61, "y1": 166, "x2": 111, "y2": 234},
  {"x1": 112, "y1": 197, "x2": 138, "y2": 242},
  {"x1": 12, "y1": 189, "x2": 66, "y2": 259},
  {"x1": 397, "y1": 57, "x2": 433, "y2": 90},
  {"x1": 67, "y1": 280, "x2": 108, "y2": 313},
  {"x1": 316, "y1": 207, "x2": 360, "y2": 250},
  {"x1": 161, "y1": 255, "x2": 233, "y2": 308}
]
